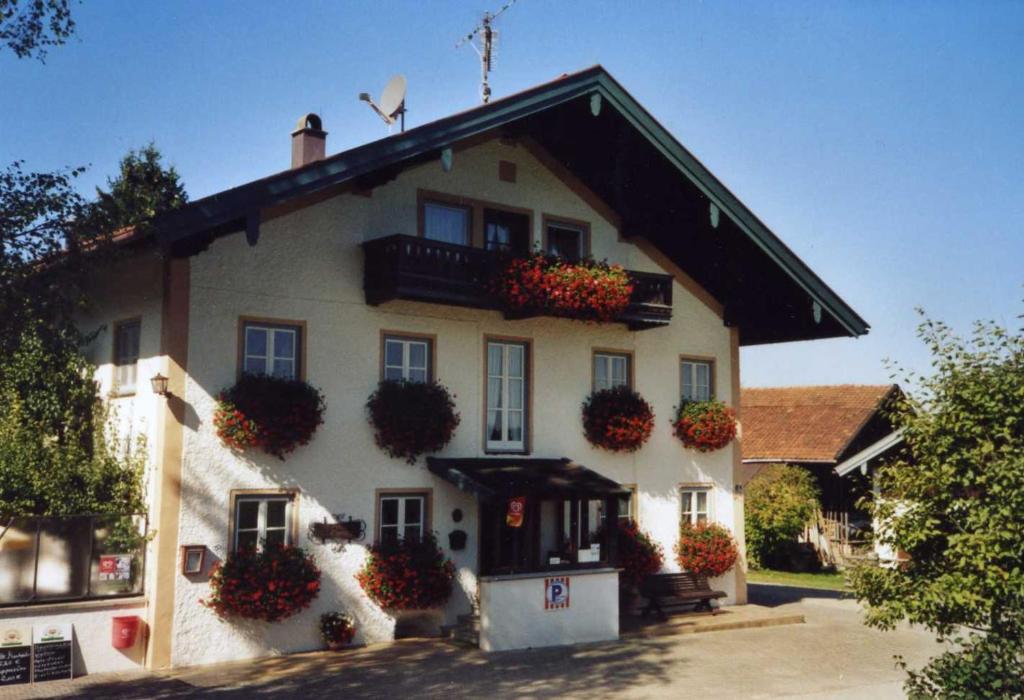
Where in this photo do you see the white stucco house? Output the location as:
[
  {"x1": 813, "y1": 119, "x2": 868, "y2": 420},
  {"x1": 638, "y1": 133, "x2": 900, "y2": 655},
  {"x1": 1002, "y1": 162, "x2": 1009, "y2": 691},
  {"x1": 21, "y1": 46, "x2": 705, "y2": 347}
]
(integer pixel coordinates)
[{"x1": 0, "y1": 66, "x2": 868, "y2": 674}]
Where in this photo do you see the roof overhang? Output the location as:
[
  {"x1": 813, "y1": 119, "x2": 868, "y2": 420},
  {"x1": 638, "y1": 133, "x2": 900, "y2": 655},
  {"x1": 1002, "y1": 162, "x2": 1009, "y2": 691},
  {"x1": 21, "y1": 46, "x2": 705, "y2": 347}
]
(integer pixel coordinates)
[
  {"x1": 153, "y1": 66, "x2": 868, "y2": 345},
  {"x1": 835, "y1": 429, "x2": 905, "y2": 477},
  {"x1": 426, "y1": 457, "x2": 630, "y2": 499}
]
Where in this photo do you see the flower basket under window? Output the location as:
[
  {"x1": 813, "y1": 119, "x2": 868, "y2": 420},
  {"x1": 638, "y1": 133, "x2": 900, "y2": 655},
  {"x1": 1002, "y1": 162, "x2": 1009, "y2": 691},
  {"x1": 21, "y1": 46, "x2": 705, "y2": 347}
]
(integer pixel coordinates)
[
  {"x1": 201, "y1": 545, "x2": 321, "y2": 622},
  {"x1": 356, "y1": 533, "x2": 455, "y2": 611},
  {"x1": 366, "y1": 379, "x2": 460, "y2": 464},
  {"x1": 214, "y1": 373, "x2": 326, "y2": 460},
  {"x1": 618, "y1": 520, "x2": 664, "y2": 588},
  {"x1": 494, "y1": 253, "x2": 634, "y2": 323},
  {"x1": 671, "y1": 399, "x2": 737, "y2": 452},
  {"x1": 582, "y1": 386, "x2": 655, "y2": 452},
  {"x1": 675, "y1": 522, "x2": 738, "y2": 578}
]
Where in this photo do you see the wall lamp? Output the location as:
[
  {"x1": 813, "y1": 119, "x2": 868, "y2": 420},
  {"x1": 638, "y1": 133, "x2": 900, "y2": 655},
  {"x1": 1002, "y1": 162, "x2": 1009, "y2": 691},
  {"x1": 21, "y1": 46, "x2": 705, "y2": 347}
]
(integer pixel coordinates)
[{"x1": 150, "y1": 373, "x2": 171, "y2": 397}]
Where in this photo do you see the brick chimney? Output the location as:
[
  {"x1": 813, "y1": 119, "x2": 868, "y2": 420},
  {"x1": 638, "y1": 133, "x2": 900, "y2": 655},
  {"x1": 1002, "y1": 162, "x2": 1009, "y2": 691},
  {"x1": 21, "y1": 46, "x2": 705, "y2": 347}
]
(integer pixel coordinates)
[{"x1": 291, "y1": 113, "x2": 327, "y2": 168}]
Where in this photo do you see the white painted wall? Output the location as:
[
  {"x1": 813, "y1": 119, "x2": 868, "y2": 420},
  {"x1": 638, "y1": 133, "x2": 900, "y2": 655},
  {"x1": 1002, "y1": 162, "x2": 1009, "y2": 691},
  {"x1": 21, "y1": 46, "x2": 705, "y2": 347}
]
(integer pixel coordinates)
[
  {"x1": 169, "y1": 137, "x2": 740, "y2": 666},
  {"x1": 479, "y1": 569, "x2": 619, "y2": 652}
]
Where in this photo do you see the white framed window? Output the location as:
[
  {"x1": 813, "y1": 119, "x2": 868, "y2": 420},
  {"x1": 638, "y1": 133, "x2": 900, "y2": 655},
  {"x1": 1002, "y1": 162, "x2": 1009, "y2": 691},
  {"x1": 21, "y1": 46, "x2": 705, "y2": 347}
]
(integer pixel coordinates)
[
  {"x1": 680, "y1": 359, "x2": 712, "y2": 402},
  {"x1": 545, "y1": 221, "x2": 586, "y2": 260},
  {"x1": 233, "y1": 494, "x2": 294, "y2": 552},
  {"x1": 423, "y1": 201, "x2": 471, "y2": 246},
  {"x1": 383, "y1": 335, "x2": 432, "y2": 382},
  {"x1": 593, "y1": 352, "x2": 631, "y2": 392},
  {"x1": 680, "y1": 487, "x2": 711, "y2": 525},
  {"x1": 486, "y1": 340, "x2": 528, "y2": 452},
  {"x1": 113, "y1": 319, "x2": 141, "y2": 393},
  {"x1": 378, "y1": 493, "x2": 428, "y2": 544},
  {"x1": 243, "y1": 322, "x2": 302, "y2": 380}
]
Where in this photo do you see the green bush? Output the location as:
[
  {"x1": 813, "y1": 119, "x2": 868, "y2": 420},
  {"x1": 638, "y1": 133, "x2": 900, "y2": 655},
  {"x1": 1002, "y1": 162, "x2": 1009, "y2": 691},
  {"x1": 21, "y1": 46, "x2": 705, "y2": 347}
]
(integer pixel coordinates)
[{"x1": 745, "y1": 463, "x2": 820, "y2": 569}]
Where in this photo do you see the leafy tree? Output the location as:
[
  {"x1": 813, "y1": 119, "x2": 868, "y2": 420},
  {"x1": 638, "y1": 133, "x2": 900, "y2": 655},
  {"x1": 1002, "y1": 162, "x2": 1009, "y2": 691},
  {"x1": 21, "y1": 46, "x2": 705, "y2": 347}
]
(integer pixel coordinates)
[
  {"x1": 0, "y1": 0, "x2": 75, "y2": 61},
  {"x1": 745, "y1": 463, "x2": 821, "y2": 569},
  {"x1": 852, "y1": 310, "x2": 1024, "y2": 698}
]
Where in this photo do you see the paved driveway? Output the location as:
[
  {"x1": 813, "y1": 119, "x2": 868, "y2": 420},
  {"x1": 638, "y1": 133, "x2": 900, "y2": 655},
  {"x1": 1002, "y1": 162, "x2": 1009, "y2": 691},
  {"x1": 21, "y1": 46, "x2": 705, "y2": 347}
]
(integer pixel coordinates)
[{"x1": 19, "y1": 585, "x2": 940, "y2": 699}]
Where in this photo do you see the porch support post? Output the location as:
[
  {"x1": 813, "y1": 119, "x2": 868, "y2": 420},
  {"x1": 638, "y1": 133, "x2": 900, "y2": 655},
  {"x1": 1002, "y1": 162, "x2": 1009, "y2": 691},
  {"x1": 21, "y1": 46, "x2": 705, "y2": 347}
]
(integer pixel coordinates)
[{"x1": 605, "y1": 495, "x2": 619, "y2": 567}]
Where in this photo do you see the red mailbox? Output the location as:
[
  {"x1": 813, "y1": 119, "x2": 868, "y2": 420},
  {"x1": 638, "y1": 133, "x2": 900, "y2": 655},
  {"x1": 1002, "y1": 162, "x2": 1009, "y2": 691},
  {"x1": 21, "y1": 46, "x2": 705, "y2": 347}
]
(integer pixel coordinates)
[{"x1": 112, "y1": 615, "x2": 140, "y2": 649}]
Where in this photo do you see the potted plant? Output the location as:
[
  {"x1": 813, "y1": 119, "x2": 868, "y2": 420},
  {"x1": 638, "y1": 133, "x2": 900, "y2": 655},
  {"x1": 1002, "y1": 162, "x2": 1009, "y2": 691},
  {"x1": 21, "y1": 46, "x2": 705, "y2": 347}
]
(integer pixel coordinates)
[
  {"x1": 616, "y1": 520, "x2": 664, "y2": 613},
  {"x1": 675, "y1": 522, "x2": 739, "y2": 579},
  {"x1": 214, "y1": 373, "x2": 326, "y2": 459},
  {"x1": 494, "y1": 252, "x2": 634, "y2": 323},
  {"x1": 366, "y1": 379, "x2": 460, "y2": 464},
  {"x1": 320, "y1": 612, "x2": 356, "y2": 650},
  {"x1": 201, "y1": 544, "x2": 321, "y2": 622},
  {"x1": 671, "y1": 399, "x2": 737, "y2": 452},
  {"x1": 582, "y1": 386, "x2": 655, "y2": 452}
]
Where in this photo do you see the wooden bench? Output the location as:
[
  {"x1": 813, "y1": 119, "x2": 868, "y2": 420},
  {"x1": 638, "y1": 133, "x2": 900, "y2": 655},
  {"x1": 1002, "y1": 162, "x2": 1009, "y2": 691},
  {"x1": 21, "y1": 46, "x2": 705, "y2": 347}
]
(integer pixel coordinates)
[{"x1": 639, "y1": 572, "x2": 727, "y2": 621}]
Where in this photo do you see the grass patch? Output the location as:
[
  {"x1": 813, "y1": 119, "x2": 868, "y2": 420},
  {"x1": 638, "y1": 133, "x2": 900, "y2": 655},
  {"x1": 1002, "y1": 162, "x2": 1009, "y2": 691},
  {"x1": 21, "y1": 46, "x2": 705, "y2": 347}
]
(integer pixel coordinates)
[{"x1": 747, "y1": 568, "x2": 849, "y2": 591}]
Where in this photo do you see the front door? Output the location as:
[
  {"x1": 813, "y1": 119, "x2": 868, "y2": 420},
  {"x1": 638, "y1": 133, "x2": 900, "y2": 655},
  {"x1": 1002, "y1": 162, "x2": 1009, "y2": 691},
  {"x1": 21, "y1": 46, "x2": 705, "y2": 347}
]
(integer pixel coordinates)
[{"x1": 484, "y1": 209, "x2": 530, "y2": 256}]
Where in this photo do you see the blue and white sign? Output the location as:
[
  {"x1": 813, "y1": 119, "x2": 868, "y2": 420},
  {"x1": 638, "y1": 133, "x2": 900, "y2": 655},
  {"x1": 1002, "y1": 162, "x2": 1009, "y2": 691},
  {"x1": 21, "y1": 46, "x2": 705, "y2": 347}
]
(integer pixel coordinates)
[{"x1": 544, "y1": 576, "x2": 570, "y2": 610}]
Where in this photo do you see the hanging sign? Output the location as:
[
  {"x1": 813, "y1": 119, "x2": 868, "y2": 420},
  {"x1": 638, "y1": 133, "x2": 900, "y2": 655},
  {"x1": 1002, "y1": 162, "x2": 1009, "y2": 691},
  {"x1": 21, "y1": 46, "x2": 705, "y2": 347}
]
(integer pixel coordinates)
[
  {"x1": 505, "y1": 497, "x2": 525, "y2": 528},
  {"x1": 0, "y1": 625, "x2": 32, "y2": 686},
  {"x1": 32, "y1": 623, "x2": 73, "y2": 683},
  {"x1": 544, "y1": 576, "x2": 570, "y2": 611}
]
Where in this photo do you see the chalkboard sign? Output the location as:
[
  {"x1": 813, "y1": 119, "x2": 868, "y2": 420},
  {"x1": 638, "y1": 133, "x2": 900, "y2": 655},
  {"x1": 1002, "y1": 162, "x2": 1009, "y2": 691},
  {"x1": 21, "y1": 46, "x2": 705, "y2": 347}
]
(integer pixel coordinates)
[
  {"x1": 0, "y1": 645, "x2": 31, "y2": 686},
  {"x1": 33, "y1": 641, "x2": 72, "y2": 682}
]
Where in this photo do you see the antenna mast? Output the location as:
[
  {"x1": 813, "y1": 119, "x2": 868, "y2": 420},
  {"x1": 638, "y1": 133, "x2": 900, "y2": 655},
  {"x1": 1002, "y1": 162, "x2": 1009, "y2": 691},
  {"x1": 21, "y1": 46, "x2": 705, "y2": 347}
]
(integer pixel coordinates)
[{"x1": 456, "y1": 0, "x2": 518, "y2": 103}]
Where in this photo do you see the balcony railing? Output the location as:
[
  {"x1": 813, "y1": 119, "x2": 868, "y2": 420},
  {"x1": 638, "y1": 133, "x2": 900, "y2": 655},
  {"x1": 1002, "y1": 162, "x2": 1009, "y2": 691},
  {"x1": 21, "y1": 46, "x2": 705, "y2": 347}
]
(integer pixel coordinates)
[{"x1": 363, "y1": 234, "x2": 673, "y2": 330}]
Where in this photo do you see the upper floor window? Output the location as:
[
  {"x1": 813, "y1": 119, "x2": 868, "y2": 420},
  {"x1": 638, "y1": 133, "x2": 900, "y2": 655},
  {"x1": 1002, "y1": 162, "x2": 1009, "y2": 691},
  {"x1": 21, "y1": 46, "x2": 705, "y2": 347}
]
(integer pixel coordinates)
[
  {"x1": 383, "y1": 334, "x2": 432, "y2": 382},
  {"x1": 423, "y1": 201, "x2": 471, "y2": 246},
  {"x1": 545, "y1": 219, "x2": 588, "y2": 261},
  {"x1": 113, "y1": 319, "x2": 141, "y2": 394},
  {"x1": 486, "y1": 339, "x2": 528, "y2": 452},
  {"x1": 232, "y1": 493, "x2": 295, "y2": 552},
  {"x1": 378, "y1": 491, "x2": 429, "y2": 545},
  {"x1": 242, "y1": 320, "x2": 303, "y2": 380},
  {"x1": 484, "y1": 208, "x2": 530, "y2": 256},
  {"x1": 680, "y1": 487, "x2": 710, "y2": 526},
  {"x1": 680, "y1": 359, "x2": 712, "y2": 402},
  {"x1": 593, "y1": 351, "x2": 631, "y2": 392}
]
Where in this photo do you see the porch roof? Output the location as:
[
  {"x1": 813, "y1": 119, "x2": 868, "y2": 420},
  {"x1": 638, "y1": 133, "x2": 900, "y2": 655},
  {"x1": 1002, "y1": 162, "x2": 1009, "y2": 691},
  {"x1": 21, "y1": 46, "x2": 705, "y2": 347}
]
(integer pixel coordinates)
[{"x1": 426, "y1": 457, "x2": 630, "y2": 499}]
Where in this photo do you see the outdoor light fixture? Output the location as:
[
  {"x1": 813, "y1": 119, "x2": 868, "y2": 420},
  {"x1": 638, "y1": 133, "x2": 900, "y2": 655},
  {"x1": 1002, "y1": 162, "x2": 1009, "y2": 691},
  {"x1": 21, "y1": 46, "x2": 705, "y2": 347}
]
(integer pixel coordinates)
[{"x1": 150, "y1": 373, "x2": 170, "y2": 397}]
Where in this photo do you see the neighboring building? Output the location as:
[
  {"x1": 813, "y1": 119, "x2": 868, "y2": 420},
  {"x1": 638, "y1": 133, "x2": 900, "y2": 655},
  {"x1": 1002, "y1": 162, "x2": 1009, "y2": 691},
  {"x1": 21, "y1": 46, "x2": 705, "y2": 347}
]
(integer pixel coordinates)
[
  {"x1": 0, "y1": 67, "x2": 868, "y2": 673},
  {"x1": 739, "y1": 384, "x2": 903, "y2": 563}
]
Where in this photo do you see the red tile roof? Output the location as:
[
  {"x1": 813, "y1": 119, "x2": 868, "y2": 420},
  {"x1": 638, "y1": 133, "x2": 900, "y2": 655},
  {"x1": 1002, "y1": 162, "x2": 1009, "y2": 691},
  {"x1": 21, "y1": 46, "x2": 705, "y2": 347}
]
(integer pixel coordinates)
[{"x1": 741, "y1": 385, "x2": 895, "y2": 463}]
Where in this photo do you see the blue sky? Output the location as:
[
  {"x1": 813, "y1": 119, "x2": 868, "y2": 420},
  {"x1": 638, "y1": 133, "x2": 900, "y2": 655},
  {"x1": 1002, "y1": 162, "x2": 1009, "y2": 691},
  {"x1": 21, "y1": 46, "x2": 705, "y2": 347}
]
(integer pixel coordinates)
[{"x1": 2, "y1": 1, "x2": 1021, "y2": 388}]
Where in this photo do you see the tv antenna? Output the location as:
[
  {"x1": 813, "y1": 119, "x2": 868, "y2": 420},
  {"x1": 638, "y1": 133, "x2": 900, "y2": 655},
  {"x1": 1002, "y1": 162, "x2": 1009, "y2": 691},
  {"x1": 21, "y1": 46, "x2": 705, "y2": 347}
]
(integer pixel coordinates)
[
  {"x1": 456, "y1": 0, "x2": 518, "y2": 103},
  {"x1": 359, "y1": 74, "x2": 408, "y2": 132}
]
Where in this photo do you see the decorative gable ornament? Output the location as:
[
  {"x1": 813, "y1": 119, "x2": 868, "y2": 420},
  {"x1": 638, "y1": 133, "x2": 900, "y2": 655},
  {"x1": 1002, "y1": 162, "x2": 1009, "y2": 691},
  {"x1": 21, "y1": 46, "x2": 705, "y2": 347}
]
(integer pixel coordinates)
[
  {"x1": 709, "y1": 202, "x2": 720, "y2": 229},
  {"x1": 440, "y1": 147, "x2": 453, "y2": 173}
]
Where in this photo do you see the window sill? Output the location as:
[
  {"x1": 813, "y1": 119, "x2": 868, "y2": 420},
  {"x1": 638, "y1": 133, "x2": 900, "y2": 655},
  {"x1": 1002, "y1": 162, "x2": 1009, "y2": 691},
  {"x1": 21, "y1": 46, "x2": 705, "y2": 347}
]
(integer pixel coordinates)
[
  {"x1": 108, "y1": 390, "x2": 137, "y2": 399},
  {"x1": 0, "y1": 595, "x2": 146, "y2": 615}
]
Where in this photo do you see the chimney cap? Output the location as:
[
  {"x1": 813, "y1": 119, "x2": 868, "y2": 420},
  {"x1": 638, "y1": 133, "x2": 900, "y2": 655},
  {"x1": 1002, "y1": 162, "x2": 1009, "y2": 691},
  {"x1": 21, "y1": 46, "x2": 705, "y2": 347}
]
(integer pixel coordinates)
[{"x1": 293, "y1": 113, "x2": 325, "y2": 135}]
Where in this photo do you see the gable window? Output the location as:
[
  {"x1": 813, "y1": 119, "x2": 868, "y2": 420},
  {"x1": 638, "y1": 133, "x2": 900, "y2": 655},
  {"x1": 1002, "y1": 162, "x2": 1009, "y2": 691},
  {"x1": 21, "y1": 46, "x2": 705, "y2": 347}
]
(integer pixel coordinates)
[
  {"x1": 377, "y1": 492, "x2": 429, "y2": 545},
  {"x1": 544, "y1": 219, "x2": 588, "y2": 261},
  {"x1": 423, "y1": 201, "x2": 471, "y2": 246},
  {"x1": 680, "y1": 359, "x2": 713, "y2": 402},
  {"x1": 113, "y1": 319, "x2": 141, "y2": 394},
  {"x1": 486, "y1": 339, "x2": 528, "y2": 452},
  {"x1": 232, "y1": 493, "x2": 295, "y2": 552},
  {"x1": 593, "y1": 351, "x2": 631, "y2": 392},
  {"x1": 242, "y1": 320, "x2": 303, "y2": 380},
  {"x1": 383, "y1": 334, "x2": 432, "y2": 382},
  {"x1": 680, "y1": 487, "x2": 710, "y2": 525}
]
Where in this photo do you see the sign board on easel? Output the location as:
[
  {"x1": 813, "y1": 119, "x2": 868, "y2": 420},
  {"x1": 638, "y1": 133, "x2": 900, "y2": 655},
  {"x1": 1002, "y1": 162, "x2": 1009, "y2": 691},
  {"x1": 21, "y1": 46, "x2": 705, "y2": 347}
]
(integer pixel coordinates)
[
  {"x1": 32, "y1": 623, "x2": 73, "y2": 682},
  {"x1": 0, "y1": 625, "x2": 32, "y2": 686}
]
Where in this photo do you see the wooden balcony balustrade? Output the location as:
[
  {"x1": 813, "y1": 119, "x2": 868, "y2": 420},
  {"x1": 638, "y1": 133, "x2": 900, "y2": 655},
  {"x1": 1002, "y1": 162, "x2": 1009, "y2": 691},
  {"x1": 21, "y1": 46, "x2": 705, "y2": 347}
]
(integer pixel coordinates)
[{"x1": 363, "y1": 234, "x2": 673, "y2": 330}]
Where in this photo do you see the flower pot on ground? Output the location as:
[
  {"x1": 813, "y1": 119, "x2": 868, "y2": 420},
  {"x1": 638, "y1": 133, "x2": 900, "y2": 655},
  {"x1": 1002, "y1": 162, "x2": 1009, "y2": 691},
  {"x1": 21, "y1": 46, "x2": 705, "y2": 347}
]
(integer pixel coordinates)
[
  {"x1": 494, "y1": 253, "x2": 634, "y2": 323},
  {"x1": 201, "y1": 545, "x2": 321, "y2": 622},
  {"x1": 356, "y1": 533, "x2": 455, "y2": 611},
  {"x1": 675, "y1": 522, "x2": 739, "y2": 579},
  {"x1": 366, "y1": 379, "x2": 460, "y2": 464},
  {"x1": 582, "y1": 386, "x2": 655, "y2": 452},
  {"x1": 320, "y1": 611, "x2": 356, "y2": 650},
  {"x1": 671, "y1": 399, "x2": 737, "y2": 452},
  {"x1": 616, "y1": 519, "x2": 664, "y2": 615},
  {"x1": 214, "y1": 373, "x2": 326, "y2": 459}
]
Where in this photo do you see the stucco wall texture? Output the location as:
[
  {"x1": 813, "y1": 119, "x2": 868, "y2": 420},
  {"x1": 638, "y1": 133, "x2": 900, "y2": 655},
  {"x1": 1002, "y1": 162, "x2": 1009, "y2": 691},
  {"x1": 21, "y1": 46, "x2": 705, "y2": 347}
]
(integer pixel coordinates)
[{"x1": 169, "y1": 138, "x2": 741, "y2": 666}]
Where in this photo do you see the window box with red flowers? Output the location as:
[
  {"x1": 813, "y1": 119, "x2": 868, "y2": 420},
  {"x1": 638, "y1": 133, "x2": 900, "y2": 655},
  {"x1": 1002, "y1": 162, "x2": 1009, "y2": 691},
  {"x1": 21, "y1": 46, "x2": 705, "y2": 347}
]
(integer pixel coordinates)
[
  {"x1": 675, "y1": 522, "x2": 739, "y2": 579},
  {"x1": 582, "y1": 386, "x2": 655, "y2": 452},
  {"x1": 214, "y1": 373, "x2": 326, "y2": 460},
  {"x1": 671, "y1": 399, "x2": 737, "y2": 452},
  {"x1": 201, "y1": 544, "x2": 321, "y2": 622},
  {"x1": 356, "y1": 533, "x2": 455, "y2": 611},
  {"x1": 494, "y1": 253, "x2": 634, "y2": 323},
  {"x1": 366, "y1": 379, "x2": 460, "y2": 464}
]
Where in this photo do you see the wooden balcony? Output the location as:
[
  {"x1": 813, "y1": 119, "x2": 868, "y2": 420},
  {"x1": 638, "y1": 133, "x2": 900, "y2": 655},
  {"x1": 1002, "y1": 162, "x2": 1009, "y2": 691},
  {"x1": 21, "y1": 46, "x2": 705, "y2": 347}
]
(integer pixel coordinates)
[{"x1": 363, "y1": 234, "x2": 673, "y2": 330}]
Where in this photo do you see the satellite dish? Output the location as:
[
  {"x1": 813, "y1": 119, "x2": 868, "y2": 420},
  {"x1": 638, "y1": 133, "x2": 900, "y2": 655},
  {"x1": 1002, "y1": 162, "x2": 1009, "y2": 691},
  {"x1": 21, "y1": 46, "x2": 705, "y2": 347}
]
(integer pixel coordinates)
[{"x1": 360, "y1": 74, "x2": 407, "y2": 131}]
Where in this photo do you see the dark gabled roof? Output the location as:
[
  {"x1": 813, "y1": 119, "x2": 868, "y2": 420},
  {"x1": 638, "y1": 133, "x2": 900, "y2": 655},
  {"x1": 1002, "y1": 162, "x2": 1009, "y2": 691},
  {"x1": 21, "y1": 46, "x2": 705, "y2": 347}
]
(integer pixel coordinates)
[{"x1": 154, "y1": 66, "x2": 869, "y2": 345}]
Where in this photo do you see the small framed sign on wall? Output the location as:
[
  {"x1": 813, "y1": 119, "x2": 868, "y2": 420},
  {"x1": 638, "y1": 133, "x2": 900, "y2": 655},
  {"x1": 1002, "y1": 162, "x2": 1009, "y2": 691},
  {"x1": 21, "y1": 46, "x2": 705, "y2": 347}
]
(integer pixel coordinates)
[{"x1": 180, "y1": 545, "x2": 206, "y2": 575}]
